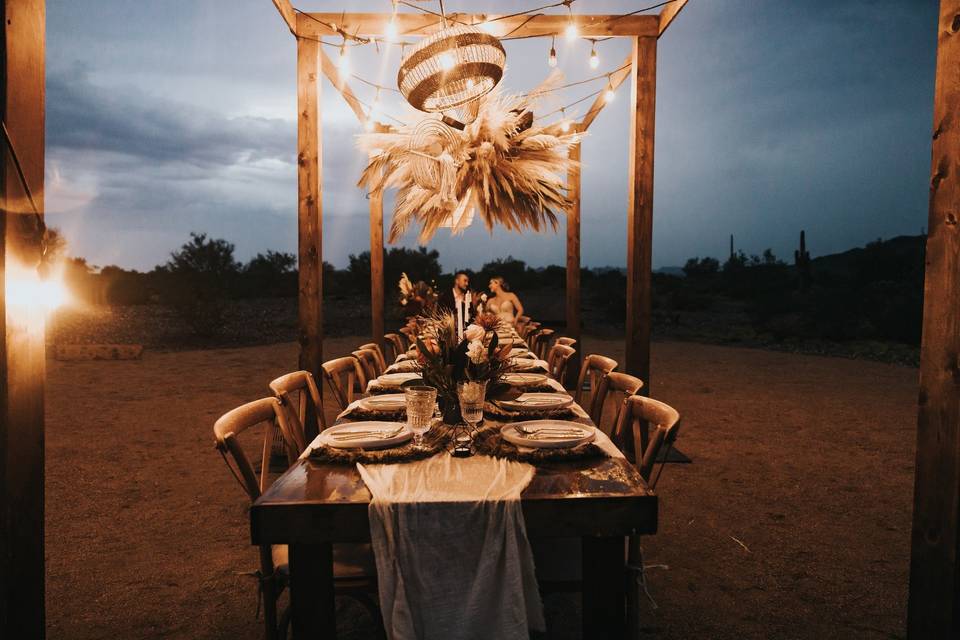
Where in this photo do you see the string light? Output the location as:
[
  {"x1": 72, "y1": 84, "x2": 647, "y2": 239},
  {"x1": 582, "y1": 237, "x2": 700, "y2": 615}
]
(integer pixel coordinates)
[
  {"x1": 604, "y1": 77, "x2": 616, "y2": 103},
  {"x1": 548, "y1": 35, "x2": 557, "y2": 67},
  {"x1": 560, "y1": 108, "x2": 571, "y2": 132},
  {"x1": 564, "y1": 3, "x2": 578, "y2": 40},
  {"x1": 589, "y1": 41, "x2": 599, "y2": 69},
  {"x1": 338, "y1": 40, "x2": 350, "y2": 72}
]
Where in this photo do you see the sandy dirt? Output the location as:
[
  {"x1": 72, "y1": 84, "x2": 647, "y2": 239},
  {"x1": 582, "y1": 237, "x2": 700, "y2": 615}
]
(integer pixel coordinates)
[{"x1": 45, "y1": 337, "x2": 916, "y2": 639}]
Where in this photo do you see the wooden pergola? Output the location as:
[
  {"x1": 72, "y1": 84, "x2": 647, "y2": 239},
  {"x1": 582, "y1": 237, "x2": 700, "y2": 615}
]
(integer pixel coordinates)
[{"x1": 269, "y1": 0, "x2": 688, "y2": 406}]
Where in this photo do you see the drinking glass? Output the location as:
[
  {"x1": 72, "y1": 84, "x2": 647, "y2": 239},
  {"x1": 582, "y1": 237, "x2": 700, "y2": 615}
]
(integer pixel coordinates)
[
  {"x1": 457, "y1": 380, "x2": 488, "y2": 433},
  {"x1": 404, "y1": 385, "x2": 437, "y2": 448}
]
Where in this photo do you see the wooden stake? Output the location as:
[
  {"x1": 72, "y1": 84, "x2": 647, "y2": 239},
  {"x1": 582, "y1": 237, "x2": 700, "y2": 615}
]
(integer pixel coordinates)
[
  {"x1": 565, "y1": 141, "x2": 582, "y2": 389},
  {"x1": 625, "y1": 37, "x2": 656, "y2": 391},
  {"x1": 369, "y1": 187, "x2": 385, "y2": 350},
  {"x1": 296, "y1": 17, "x2": 323, "y2": 438},
  {"x1": 908, "y1": 2, "x2": 960, "y2": 636},
  {"x1": 1, "y1": 0, "x2": 46, "y2": 635}
]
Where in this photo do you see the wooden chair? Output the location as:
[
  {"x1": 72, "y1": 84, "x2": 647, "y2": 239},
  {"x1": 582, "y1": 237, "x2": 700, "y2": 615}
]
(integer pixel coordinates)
[
  {"x1": 613, "y1": 395, "x2": 682, "y2": 636},
  {"x1": 515, "y1": 315, "x2": 531, "y2": 335},
  {"x1": 520, "y1": 321, "x2": 540, "y2": 341},
  {"x1": 398, "y1": 326, "x2": 416, "y2": 350},
  {"x1": 352, "y1": 349, "x2": 382, "y2": 384},
  {"x1": 594, "y1": 372, "x2": 644, "y2": 437},
  {"x1": 359, "y1": 342, "x2": 388, "y2": 374},
  {"x1": 322, "y1": 356, "x2": 366, "y2": 412},
  {"x1": 214, "y1": 399, "x2": 379, "y2": 640},
  {"x1": 574, "y1": 354, "x2": 619, "y2": 424},
  {"x1": 547, "y1": 343, "x2": 576, "y2": 383},
  {"x1": 269, "y1": 370, "x2": 323, "y2": 445},
  {"x1": 554, "y1": 336, "x2": 577, "y2": 349},
  {"x1": 384, "y1": 333, "x2": 405, "y2": 362},
  {"x1": 531, "y1": 327, "x2": 555, "y2": 360}
]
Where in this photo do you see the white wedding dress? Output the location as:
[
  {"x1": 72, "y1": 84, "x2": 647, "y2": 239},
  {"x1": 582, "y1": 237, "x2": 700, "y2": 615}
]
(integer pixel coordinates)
[{"x1": 486, "y1": 296, "x2": 517, "y2": 327}]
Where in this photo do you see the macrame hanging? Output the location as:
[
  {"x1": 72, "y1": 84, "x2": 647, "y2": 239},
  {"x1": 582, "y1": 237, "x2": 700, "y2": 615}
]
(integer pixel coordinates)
[{"x1": 397, "y1": 23, "x2": 506, "y2": 127}]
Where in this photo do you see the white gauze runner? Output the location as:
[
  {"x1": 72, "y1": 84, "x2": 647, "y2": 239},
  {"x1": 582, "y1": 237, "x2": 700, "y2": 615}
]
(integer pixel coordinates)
[{"x1": 357, "y1": 454, "x2": 546, "y2": 640}]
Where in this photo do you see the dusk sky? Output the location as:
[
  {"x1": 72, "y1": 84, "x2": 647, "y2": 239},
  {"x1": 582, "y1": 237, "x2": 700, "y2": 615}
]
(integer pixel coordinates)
[{"x1": 44, "y1": 1, "x2": 939, "y2": 272}]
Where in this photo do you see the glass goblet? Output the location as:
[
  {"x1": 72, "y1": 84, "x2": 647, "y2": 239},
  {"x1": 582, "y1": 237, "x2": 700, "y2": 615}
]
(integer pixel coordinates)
[{"x1": 404, "y1": 385, "x2": 437, "y2": 449}]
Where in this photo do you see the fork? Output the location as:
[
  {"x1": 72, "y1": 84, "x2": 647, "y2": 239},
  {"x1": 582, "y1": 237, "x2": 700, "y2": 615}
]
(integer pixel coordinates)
[
  {"x1": 515, "y1": 425, "x2": 586, "y2": 438},
  {"x1": 333, "y1": 426, "x2": 404, "y2": 441}
]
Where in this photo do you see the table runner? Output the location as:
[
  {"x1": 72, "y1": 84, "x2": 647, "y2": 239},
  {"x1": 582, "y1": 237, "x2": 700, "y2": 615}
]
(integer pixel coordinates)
[{"x1": 358, "y1": 454, "x2": 545, "y2": 640}]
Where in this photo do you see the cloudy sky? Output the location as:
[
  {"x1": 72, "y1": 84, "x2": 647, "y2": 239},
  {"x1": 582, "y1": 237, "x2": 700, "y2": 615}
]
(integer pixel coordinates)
[{"x1": 45, "y1": 1, "x2": 938, "y2": 272}]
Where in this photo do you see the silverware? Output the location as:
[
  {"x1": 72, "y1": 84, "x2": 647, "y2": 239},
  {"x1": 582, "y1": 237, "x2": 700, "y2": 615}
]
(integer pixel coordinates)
[
  {"x1": 332, "y1": 427, "x2": 404, "y2": 441},
  {"x1": 514, "y1": 425, "x2": 586, "y2": 438}
]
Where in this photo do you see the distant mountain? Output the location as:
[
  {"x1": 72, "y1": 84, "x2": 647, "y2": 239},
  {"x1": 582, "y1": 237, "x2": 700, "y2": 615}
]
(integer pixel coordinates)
[{"x1": 811, "y1": 234, "x2": 925, "y2": 276}]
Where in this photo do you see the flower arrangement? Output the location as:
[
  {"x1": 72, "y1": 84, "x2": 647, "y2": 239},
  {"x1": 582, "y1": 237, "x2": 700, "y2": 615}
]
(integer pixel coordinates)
[
  {"x1": 413, "y1": 309, "x2": 514, "y2": 422},
  {"x1": 398, "y1": 272, "x2": 438, "y2": 316}
]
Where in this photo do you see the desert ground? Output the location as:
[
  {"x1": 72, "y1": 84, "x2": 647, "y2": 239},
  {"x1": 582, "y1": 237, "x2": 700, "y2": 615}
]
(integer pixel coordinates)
[{"x1": 45, "y1": 336, "x2": 916, "y2": 639}]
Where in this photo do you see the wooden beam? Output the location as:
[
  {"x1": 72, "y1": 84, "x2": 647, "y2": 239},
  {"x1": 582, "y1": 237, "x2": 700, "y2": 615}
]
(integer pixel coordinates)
[
  {"x1": 565, "y1": 141, "x2": 582, "y2": 389},
  {"x1": 316, "y1": 42, "x2": 367, "y2": 125},
  {"x1": 625, "y1": 37, "x2": 656, "y2": 389},
  {"x1": 1, "y1": 0, "x2": 46, "y2": 636},
  {"x1": 369, "y1": 186, "x2": 385, "y2": 350},
  {"x1": 658, "y1": 0, "x2": 688, "y2": 37},
  {"x1": 578, "y1": 52, "x2": 632, "y2": 131},
  {"x1": 299, "y1": 13, "x2": 659, "y2": 38},
  {"x1": 270, "y1": 0, "x2": 296, "y2": 35},
  {"x1": 296, "y1": 26, "x2": 323, "y2": 439},
  {"x1": 908, "y1": 1, "x2": 960, "y2": 636}
]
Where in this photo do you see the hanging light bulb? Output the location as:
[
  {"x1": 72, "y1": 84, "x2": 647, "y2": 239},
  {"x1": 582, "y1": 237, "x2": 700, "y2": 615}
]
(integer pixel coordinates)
[
  {"x1": 604, "y1": 85, "x2": 616, "y2": 103},
  {"x1": 565, "y1": 4, "x2": 577, "y2": 40},
  {"x1": 589, "y1": 41, "x2": 599, "y2": 69},
  {"x1": 560, "y1": 108, "x2": 571, "y2": 133},
  {"x1": 548, "y1": 36, "x2": 557, "y2": 67},
  {"x1": 338, "y1": 41, "x2": 350, "y2": 72}
]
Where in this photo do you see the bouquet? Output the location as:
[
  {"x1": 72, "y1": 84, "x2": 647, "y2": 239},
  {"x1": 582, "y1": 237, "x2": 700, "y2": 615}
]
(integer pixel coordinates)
[
  {"x1": 398, "y1": 272, "x2": 438, "y2": 317},
  {"x1": 413, "y1": 309, "x2": 514, "y2": 422}
]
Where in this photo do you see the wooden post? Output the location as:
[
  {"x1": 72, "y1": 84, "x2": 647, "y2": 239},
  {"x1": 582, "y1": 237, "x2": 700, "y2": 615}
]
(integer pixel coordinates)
[
  {"x1": 369, "y1": 188, "x2": 384, "y2": 349},
  {"x1": 1, "y1": 0, "x2": 46, "y2": 636},
  {"x1": 908, "y1": 2, "x2": 960, "y2": 636},
  {"x1": 565, "y1": 141, "x2": 582, "y2": 389},
  {"x1": 296, "y1": 20, "x2": 323, "y2": 438},
  {"x1": 625, "y1": 37, "x2": 656, "y2": 390}
]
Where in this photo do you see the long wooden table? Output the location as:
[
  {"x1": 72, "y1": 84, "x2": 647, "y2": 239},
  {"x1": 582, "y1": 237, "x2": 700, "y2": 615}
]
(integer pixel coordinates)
[{"x1": 251, "y1": 440, "x2": 657, "y2": 638}]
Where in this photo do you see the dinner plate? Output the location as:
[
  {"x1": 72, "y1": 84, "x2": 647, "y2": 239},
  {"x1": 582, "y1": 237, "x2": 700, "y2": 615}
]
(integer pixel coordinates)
[
  {"x1": 496, "y1": 392, "x2": 573, "y2": 412},
  {"x1": 501, "y1": 372, "x2": 548, "y2": 387},
  {"x1": 386, "y1": 360, "x2": 420, "y2": 373},
  {"x1": 358, "y1": 394, "x2": 406, "y2": 411},
  {"x1": 376, "y1": 372, "x2": 421, "y2": 387},
  {"x1": 501, "y1": 420, "x2": 595, "y2": 449},
  {"x1": 319, "y1": 422, "x2": 412, "y2": 449},
  {"x1": 510, "y1": 358, "x2": 548, "y2": 372}
]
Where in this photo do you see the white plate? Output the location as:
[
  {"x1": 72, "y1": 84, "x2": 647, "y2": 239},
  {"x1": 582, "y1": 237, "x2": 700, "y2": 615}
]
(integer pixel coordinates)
[
  {"x1": 511, "y1": 359, "x2": 547, "y2": 372},
  {"x1": 502, "y1": 372, "x2": 548, "y2": 387},
  {"x1": 359, "y1": 394, "x2": 407, "y2": 411},
  {"x1": 319, "y1": 422, "x2": 411, "y2": 449},
  {"x1": 496, "y1": 392, "x2": 573, "y2": 412},
  {"x1": 386, "y1": 360, "x2": 420, "y2": 373},
  {"x1": 501, "y1": 420, "x2": 595, "y2": 449},
  {"x1": 376, "y1": 372, "x2": 421, "y2": 387}
]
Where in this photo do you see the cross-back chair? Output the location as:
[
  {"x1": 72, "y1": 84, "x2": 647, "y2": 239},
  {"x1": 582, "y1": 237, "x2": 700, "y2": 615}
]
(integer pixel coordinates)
[
  {"x1": 520, "y1": 321, "x2": 540, "y2": 341},
  {"x1": 531, "y1": 328, "x2": 555, "y2": 360},
  {"x1": 547, "y1": 343, "x2": 576, "y2": 383},
  {"x1": 398, "y1": 326, "x2": 416, "y2": 350},
  {"x1": 322, "y1": 356, "x2": 366, "y2": 413},
  {"x1": 594, "y1": 372, "x2": 644, "y2": 437},
  {"x1": 269, "y1": 370, "x2": 324, "y2": 446},
  {"x1": 383, "y1": 333, "x2": 405, "y2": 362},
  {"x1": 359, "y1": 342, "x2": 387, "y2": 374},
  {"x1": 574, "y1": 354, "x2": 619, "y2": 424},
  {"x1": 352, "y1": 349, "x2": 382, "y2": 384},
  {"x1": 214, "y1": 398, "x2": 381, "y2": 640},
  {"x1": 554, "y1": 336, "x2": 577, "y2": 349}
]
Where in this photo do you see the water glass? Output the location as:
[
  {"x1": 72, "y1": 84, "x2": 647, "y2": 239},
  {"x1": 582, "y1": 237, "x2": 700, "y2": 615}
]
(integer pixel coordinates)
[
  {"x1": 457, "y1": 380, "x2": 487, "y2": 431},
  {"x1": 404, "y1": 385, "x2": 437, "y2": 448}
]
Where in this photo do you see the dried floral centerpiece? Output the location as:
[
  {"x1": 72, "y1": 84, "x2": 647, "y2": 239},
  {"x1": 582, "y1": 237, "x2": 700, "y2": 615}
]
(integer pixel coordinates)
[
  {"x1": 413, "y1": 309, "x2": 514, "y2": 424},
  {"x1": 398, "y1": 272, "x2": 438, "y2": 317}
]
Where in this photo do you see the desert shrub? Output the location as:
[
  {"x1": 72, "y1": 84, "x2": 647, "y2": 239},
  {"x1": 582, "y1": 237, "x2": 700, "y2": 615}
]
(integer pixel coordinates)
[
  {"x1": 159, "y1": 233, "x2": 240, "y2": 337},
  {"x1": 683, "y1": 256, "x2": 720, "y2": 278},
  {"x1": 99, "y1": 265, "x2": 153, "y2": 305},
  {"x1": 241, "y1": 250, "x2": 296, "y2": 297},
  {"x1": 478, "y1": 256, "x2": 530, "y2": 291},
  {"x1": 349, "y1": 247, "x2": 442, "y2": 294}
]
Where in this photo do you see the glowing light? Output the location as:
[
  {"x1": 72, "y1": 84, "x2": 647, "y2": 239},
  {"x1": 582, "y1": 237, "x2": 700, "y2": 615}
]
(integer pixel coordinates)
[
  {"x1": 385, "y1": 16, "x2": 398, "y2": 41},
  {"x1": 439, "y1": 52, "x2": 455, "y2": 70},
  {"x1": 5, "y1": 265, "x2": 70, "y2": 312},
  {"x1": 604, "y1": 87, "x2": 616, "y2": 103},
  {"x1": 561, "y1": 119, "x2": 571, "y2": 133},
  {"x1": 338, "y1": 44, "x2": 349, "y2": 72},
  {"x1": 478, "y1": 19, "x2": 495, "y2": 34},
  {"x1": 548, "y1": 46, "x2": 557, "y2": 67},
  {"x1": 565, "y1": 21, "x2": 577, "y2": 40},
  {"x1": 589, "y1": 45, "x2": 599, "y2": 69}
]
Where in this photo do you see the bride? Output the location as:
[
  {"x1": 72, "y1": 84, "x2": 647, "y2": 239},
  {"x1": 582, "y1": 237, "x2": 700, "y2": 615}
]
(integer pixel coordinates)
[{"x1": 485, "y1": 277, "x2": 524, "y2": 327}]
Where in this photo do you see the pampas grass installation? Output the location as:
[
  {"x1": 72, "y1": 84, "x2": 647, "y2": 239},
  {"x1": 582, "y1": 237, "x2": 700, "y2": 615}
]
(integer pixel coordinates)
[{"x1": 357, "y1": 78, "x2": 581, "y2": 244}]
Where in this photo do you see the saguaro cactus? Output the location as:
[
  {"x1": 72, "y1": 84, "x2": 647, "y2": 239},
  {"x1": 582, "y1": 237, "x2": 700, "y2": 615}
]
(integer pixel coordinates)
[{"x1": 795, "y1": 230, "x2": 811, "y2": 291}]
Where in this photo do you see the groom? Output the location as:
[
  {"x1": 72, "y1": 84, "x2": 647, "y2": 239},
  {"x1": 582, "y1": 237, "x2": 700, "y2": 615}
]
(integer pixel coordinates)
[{"x1": 438, "y1": 271, "x2": 480, "y2": 338}]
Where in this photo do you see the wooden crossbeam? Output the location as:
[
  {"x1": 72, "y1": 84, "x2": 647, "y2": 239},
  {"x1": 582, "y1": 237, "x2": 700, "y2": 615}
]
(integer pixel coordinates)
[
  {"x1": 317, "y1": 47, "x2": 367, "y2": 124},
  {"x1": 658, "y1": 0, "x2": 688, "y2": 36},
  {"x1": 270, "y1": 0, "x2": 296, "y2": 34},
  {"x1": 299, "y1": 13, "x2": 659, "y2": 38},
  {"x1": 577, "y1": 52, "x2": 634, "y2": 131}
]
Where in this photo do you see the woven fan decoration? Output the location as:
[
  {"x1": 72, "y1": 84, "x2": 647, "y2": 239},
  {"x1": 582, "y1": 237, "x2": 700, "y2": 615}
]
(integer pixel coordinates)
[
  {"x1": 397, "y1": 23, "x2": 506, "y2": 126},
  {"x1": 358, "y1": 73, "x2": 580, "y2": 243}
]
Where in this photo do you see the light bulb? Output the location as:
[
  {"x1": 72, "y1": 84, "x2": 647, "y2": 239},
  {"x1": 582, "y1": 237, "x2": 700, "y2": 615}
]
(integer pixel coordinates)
[
  {"x1": 439, "y1": 52, "x2": 455, "y2": 70},
  {"x1": 385, "y1": 16, "x2": 397, "y2": 41},
  {"x1": 548, "y1": 46, "x2": 557, "y2": 67},
  {"x1": 565, "y1": 21, "x2": 577, "y2": 40},
  {"x1": 561, "y1": 119, "x2": 571, "y2": 133},
  {"x1": 338, "y1": 44, "x2": 349, "y2": 72},
  {"x1": 589, "y1": 46, "x2": 599, "y2": 69},
  {"x1": 604, "y1": 87, "x2": 616, "y2": 103}
]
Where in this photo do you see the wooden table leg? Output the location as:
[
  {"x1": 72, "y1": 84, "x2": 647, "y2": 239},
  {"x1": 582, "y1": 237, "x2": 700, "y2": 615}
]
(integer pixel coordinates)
[
  {"x1": 290, "y1": 542, "x2": 336, "y2": 640},
  {"x1": 582, "y1": 536, "x2": 625, "y2": 639}
]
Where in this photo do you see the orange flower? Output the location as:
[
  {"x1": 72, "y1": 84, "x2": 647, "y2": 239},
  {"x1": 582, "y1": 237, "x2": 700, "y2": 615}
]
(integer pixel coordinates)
[{"x1": 475, "y1": 312, "x2": 500, "y2": 331}]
